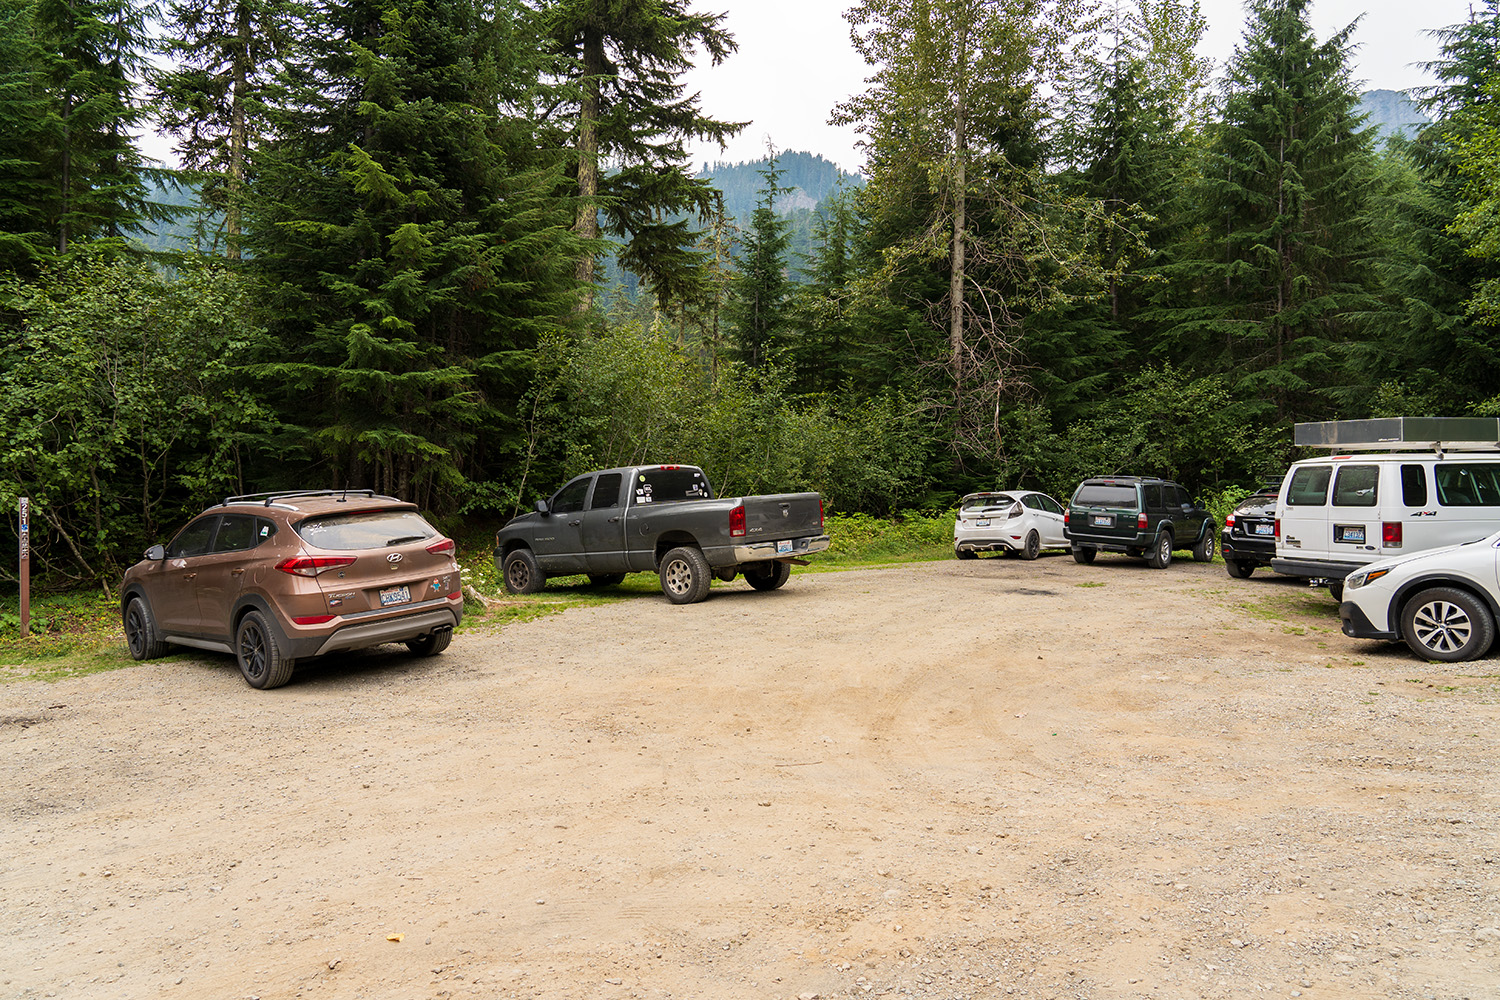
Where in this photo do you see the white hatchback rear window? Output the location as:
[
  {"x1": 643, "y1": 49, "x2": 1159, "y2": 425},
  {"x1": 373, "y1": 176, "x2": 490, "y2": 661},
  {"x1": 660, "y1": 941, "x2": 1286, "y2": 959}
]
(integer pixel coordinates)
[{"x1": 296, "y1": 510, "x2": 437, "y2": 550}]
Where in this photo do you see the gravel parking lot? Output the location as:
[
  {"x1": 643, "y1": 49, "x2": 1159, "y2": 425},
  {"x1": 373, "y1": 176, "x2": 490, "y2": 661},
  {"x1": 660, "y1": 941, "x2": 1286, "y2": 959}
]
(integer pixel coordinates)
[{"x1": 3, "y1": 555, "x2": 1498, "y2": 999}]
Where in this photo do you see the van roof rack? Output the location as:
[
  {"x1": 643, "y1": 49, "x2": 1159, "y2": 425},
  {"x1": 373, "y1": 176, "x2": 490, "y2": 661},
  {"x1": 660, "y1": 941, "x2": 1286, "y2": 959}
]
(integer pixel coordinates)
[{"x1": 1295, "y1": 417, "x2": 1500, "y2": 453}]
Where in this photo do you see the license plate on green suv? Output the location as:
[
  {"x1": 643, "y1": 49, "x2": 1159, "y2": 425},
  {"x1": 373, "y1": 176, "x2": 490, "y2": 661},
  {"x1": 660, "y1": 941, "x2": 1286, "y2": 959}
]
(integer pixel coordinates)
[
  {"x1": 379, "y1": 585, "x2": 411, "y2": 606},
  {"x1": 1090, "y1": 514, "x2": 1113, "y2": 527}
]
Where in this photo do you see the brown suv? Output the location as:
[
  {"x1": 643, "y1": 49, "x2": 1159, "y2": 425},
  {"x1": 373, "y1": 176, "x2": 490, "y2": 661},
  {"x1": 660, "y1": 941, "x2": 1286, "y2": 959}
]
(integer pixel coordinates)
[{"x1": 120, "y1": 491, "x2": 462, "y2": 689}]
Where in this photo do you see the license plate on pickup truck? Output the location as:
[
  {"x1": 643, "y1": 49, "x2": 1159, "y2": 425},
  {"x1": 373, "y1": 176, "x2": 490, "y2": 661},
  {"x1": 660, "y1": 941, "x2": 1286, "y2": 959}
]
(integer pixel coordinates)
[
  {"x1": 1090, "y1": 514, "x2": 1113, "y2": 527},
  {"x1": 379, "y1": 585, "x2": 411, "y2": 607},
  {"x1": 776, "y1": 539, "x2": 793, "y2": 554}
]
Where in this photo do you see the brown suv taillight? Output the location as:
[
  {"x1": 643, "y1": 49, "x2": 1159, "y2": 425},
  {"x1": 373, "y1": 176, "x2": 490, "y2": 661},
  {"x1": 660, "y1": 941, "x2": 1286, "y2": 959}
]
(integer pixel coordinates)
[
  {"x1": 1383, "y1": 522, "x2": 1402, "y2": 547},
  {"x1": 426, "y1": 537, "x2": 455, "y2": 555},
  {"x1": 729, "y1": 504, "x2": 747, "y2": 537},
  {"x1": 276, "y1": 555, "x2": 357, "y2": 577}
]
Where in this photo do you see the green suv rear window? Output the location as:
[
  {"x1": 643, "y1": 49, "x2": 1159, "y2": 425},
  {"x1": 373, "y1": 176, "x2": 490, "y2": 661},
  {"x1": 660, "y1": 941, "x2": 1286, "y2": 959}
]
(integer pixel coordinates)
[
  {"x1": 296, "y1": 510, "x2": 436, "y2": 550},
  {"x1": 1074, "y1": 485, "x2": 1137, "y2": 506}
]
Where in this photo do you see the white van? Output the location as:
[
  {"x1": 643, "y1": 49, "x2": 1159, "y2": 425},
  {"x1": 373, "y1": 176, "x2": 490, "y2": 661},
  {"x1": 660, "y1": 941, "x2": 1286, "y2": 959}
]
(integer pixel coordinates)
[{"x1": 1273, "y1": 418, "x2": 1500, "y2": 597}]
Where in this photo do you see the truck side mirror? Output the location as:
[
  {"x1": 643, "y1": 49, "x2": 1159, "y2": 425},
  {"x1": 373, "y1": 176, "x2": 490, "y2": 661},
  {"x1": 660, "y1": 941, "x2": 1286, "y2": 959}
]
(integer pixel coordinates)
[
  {"x1": 145, "y1": 544, "x2": 166, "y2": 561},
  {"x1": 534, "y1": 500, "x2": 549, "y2": 515}
]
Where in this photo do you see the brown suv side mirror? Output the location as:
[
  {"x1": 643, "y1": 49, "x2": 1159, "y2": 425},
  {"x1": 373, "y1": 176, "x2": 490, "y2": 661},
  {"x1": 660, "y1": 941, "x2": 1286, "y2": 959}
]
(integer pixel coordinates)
[{"x1": 144, "y1": 544, "x2": 166, "y2": 561}]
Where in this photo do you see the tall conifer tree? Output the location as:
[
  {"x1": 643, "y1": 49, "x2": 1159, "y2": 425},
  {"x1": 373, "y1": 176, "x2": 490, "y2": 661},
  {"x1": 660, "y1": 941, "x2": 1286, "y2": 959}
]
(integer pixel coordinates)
[
  {"x1": 539, "y1": 0, "x2": 743, "y2": 310},
  {"x1": 152, "y1": 0, "x2": 301, "y2": 258},
  {"x1": 1159, "y1": 0, "x2": 1380, "y2": 422},
  {"x1": 248, "y1": 0, "x2": 582, "y2": 506}
]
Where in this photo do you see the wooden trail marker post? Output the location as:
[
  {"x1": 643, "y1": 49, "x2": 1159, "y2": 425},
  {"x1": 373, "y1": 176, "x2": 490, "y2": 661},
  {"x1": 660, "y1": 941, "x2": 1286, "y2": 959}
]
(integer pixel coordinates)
[{"x1": 18, "y1": 497, "x2": 29, "y2": 637}]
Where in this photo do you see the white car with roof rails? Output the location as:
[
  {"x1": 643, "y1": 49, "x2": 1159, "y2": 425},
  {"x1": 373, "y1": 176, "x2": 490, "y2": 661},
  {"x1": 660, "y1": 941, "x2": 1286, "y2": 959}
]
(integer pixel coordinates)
[
  {"x1": 1273, "y1": 417, "x2": 1500, "y2": 599},
  {"x1": 1340, "y1": 530, "x2": 1500, "y2": 662}
]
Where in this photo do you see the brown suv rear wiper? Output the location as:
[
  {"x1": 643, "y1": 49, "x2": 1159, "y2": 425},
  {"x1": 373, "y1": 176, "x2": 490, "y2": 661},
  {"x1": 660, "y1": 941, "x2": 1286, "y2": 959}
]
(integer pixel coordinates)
[{"x1": 385, "y1": 534, "x2": 427, "y2": 546}]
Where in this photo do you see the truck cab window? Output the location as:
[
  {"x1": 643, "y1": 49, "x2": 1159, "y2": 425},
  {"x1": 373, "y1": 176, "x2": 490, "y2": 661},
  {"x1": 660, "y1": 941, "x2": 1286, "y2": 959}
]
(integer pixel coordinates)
[
  {"x1": 551, "y1": 477, "x2": 592, "y2": 514},
  {"x1": 589, "y1": 474, "x2": 623, "y2": 510}
]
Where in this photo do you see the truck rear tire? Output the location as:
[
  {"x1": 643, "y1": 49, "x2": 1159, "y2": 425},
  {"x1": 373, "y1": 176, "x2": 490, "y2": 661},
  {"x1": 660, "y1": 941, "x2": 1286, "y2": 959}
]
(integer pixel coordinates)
[
  {"x1": 659, "y1": 546, "x2": 711, "y2": 604},
  {"x1": 744, "y1": 560, "x2": 791, "y2": 592}
]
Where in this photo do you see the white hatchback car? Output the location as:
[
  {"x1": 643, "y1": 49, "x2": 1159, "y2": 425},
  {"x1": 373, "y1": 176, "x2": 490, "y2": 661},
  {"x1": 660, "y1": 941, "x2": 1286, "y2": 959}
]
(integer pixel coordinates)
[
  {"x1": 954, "y1": 491, "x2": 1068, "y2": 560},
  {"x1": 1340, "y1": 531, "x2": 1500, "y2": 661}
]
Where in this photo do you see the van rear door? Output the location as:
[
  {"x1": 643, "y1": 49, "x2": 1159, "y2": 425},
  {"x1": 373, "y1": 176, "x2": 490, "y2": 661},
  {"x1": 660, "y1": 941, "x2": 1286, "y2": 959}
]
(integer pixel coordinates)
[
  {"x1": 1279, "y1": 463, "x2": 1332, "y2": 561},
  {"x1": 1328, "y1": 463, "x2": 1381, "y2": 560}
]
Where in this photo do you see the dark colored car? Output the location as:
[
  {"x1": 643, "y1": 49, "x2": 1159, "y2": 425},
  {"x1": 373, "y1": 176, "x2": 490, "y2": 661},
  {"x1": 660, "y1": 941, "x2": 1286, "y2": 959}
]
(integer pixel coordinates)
[
  {"x1": 120, "y1": 491, "x2": 463, "y2": 689},
  {"x1": 1221, "y1": 485, "x2": 1282, "y2": 579},
  {"x1": 1063, "y1": 476, "x2": 1216, "y2": 569}
]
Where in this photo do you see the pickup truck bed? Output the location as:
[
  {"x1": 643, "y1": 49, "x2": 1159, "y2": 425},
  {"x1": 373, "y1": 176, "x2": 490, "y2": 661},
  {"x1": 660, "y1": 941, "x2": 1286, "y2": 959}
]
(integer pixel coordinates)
[{"x1": 494, "y1": 465, "x2": 830, "y2": 603}]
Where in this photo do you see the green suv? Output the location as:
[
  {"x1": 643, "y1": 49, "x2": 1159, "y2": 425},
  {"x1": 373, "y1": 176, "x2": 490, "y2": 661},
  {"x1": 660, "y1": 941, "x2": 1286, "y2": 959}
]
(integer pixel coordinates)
[{"x1": 1063, "y1": 476, "x2": 1216, "y2": 569}]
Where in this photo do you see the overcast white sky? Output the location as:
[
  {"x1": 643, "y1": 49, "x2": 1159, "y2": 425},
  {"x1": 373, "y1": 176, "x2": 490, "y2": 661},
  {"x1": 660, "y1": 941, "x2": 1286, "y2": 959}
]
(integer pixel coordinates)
[{"x1": 684, "y1": 0, "x2": 1480, "y2": 174}]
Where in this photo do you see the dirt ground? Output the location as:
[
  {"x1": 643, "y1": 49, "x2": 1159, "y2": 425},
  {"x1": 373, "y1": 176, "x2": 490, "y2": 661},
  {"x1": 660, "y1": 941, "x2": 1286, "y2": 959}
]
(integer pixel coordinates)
[{"x1": 2, "y1": 554, "x2": 1498, "y2": 1000}]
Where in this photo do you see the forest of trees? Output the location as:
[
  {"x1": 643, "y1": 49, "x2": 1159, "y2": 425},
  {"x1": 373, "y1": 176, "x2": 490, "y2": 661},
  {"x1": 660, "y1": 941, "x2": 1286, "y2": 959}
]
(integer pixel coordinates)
[{"x1": 3, "y1": 0, "x2": 1500, "y2": 594}]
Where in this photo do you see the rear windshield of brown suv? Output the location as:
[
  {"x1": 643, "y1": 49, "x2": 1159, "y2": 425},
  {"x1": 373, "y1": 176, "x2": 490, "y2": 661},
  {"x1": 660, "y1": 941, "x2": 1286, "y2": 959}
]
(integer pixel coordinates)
[
  {"x1": 294, "y1": 509, "x2": 438, "y2": 550},
  {"x1": 1075, "y1": 485, "x2": 1137, "y2": 506}
]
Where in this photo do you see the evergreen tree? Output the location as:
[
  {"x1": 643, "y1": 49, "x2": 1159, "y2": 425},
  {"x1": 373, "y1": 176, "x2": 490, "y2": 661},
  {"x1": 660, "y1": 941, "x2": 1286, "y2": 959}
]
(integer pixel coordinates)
[
  {"x1": 0, "y1": 0, "x2": 54, "y2": 271},
  {"x1": 247, "y1": 0, "x2": 582, "y2": 507},
  {"x1": 726, "y1": 154, "x2": 793, "y2": 369},
  {"x1": 834, "y1": 0, "x2": 1105, "y2": 469},
  {"x1": 1032, "y1": 0, "x2": 1209, "y2": 424},
  {"x1": 151, "y1": 0, "x2": 301, "y2": 258},
  {"x1": 538, "y1": 0, "x2": 744, "y2": 310},
  {"x1": 1157, "y1": 0, "x2": 1381, "y2": 423},
  {"x1": 28, "y1": 0, "x2": 164, "y2": 253}
]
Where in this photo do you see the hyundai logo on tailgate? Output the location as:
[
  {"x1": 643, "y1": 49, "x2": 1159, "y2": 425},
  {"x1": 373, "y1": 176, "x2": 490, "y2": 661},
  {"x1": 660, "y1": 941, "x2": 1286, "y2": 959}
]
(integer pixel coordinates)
[{"x1": 387, "y1": 552, "x2": 403, "y2": 564}]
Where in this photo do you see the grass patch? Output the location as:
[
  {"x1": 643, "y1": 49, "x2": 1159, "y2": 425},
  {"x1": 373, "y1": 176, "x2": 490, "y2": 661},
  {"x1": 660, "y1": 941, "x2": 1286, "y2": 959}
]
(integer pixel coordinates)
[{"x1": 813, "y1": 511, "x2": 954, "y2": 568}]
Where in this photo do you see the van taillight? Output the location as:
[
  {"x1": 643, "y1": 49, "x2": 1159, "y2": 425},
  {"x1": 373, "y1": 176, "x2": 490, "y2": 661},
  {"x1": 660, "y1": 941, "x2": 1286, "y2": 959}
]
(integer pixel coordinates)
[
  {"x1": 729, "y1": 504, "x2": 746, "y2": 537},
  {"x1": 1137, "y1": 512, "x2": 1148, "y2": 530},
  {"x1": 1274, "y1": 517, "x2": 1280, "y2": 539},
  {"x1": 1383, "y1": 522, "x2": 1402, "y2": 547}
]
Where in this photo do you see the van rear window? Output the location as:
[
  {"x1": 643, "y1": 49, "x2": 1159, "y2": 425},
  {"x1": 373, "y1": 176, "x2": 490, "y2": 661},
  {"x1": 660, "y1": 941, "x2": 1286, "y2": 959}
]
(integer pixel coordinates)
[
  {"x1": 1074, "y1": 485, "x2": 1136, "y2": 506},
  {"x1": 1286, "y1": 466, "x2": 1332, "y2": 506},
  {"x1": 1435, "y1": 464, "x2": 1500, "y2": 506},
  {"x1": 1332, "y1": 465, "x2": 1378, "y2": 507}
]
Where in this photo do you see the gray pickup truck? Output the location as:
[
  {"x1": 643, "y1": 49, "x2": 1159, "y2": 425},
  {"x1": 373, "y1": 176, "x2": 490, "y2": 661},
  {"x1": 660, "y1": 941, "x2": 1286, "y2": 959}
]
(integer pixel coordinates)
[{"x1": 493, "y1": 464, "x2": 830, "y2": 604}]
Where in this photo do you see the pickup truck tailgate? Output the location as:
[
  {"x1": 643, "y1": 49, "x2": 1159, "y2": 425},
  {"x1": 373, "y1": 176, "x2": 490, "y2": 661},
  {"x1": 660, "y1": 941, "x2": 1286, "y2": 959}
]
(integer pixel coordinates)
[{"x1": 741, "y1": 493, "x2": 823, "y2": 538}]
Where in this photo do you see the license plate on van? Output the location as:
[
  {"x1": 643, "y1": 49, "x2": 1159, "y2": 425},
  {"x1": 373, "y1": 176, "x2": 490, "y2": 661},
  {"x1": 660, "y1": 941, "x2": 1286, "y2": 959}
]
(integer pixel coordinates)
[{"x1": 1335, "y1": 525, "x2": 1365, "y2": 544}]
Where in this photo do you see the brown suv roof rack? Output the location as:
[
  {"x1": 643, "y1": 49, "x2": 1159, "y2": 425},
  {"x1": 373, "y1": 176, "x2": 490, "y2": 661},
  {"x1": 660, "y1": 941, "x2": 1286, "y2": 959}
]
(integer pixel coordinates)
[{"x1": 219, "y1": 489, "x2": 401, "y2": 507}]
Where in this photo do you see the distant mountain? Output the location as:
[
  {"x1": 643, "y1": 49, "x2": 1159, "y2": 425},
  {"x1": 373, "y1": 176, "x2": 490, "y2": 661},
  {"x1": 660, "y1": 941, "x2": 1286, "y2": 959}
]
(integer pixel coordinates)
[
  {"x1": 1359, "y1": 89, "x2": 1428, "y2": 144},
  {"x1": 695, "y1": 151, "x2": 862, "y2": 221}
]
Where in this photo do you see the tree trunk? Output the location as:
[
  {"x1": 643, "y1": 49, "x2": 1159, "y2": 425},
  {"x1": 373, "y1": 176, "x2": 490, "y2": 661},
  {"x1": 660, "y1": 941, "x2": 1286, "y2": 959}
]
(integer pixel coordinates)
[
  {"x1": 573, "y1": 25, "x2": 604, "y2": 310},
  {"x1": 227, "y1": 5, "x2": 250, "y2": 260}
]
